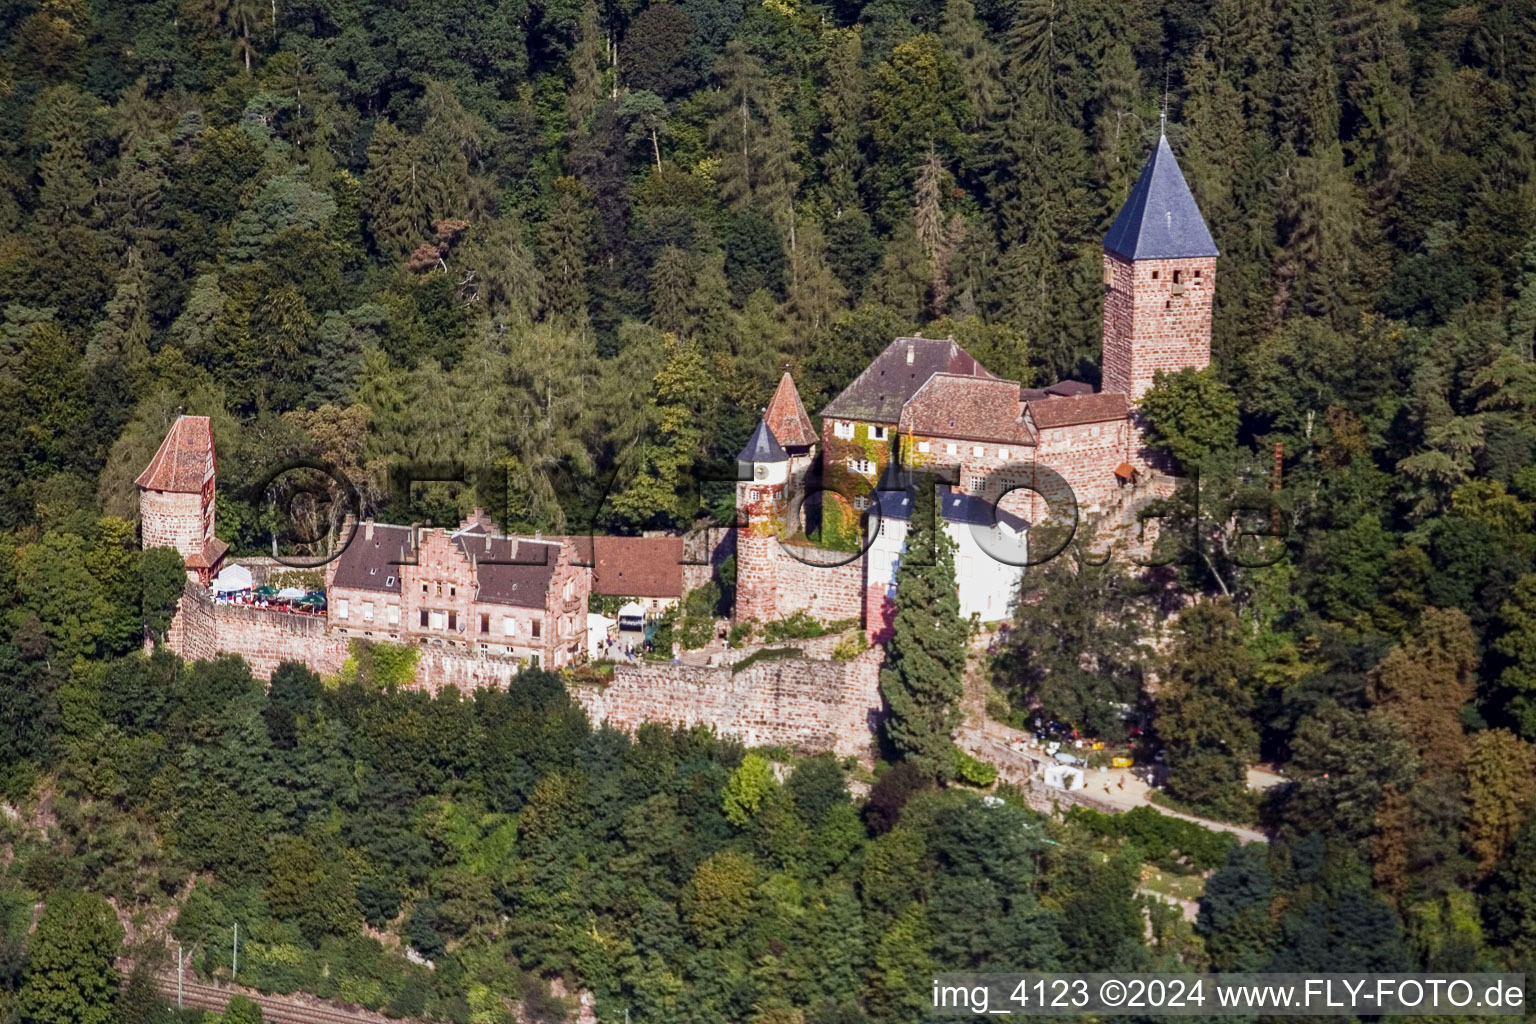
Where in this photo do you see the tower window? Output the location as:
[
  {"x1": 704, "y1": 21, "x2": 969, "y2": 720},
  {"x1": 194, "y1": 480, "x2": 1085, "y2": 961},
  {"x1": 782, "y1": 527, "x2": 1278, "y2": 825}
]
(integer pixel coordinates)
[
  {"x1": 1194, "y1": 269, "x2": 1202, "y2": 278},
  {"x1": 1151, "y1": 270, "x2": 1159, "y2": 280},
  {"x1": 1173, "y1": 269, "x2": 1182, "y2": 284}
]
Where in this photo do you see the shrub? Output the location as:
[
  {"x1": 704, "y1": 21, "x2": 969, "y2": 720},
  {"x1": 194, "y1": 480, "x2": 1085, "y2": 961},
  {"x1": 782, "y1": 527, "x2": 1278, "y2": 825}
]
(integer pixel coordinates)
[
  {"x1": 1066, "y1": 805, "x2": 1236, "y2": 872},
  {"x1": 731, "y1": 646, "x2": 801, "y2": 674},
  {"x1": 952, "y1": 748, "x2": 998, "y2": 787},
  {"x1": 831, "y1": 630, "x2": 867, "y2": 661}
]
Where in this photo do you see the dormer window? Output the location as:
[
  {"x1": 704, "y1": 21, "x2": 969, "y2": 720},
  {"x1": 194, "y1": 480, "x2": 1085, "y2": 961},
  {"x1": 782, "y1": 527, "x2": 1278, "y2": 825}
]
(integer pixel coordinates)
[{"x1": 906, "y1": 347, "x2": 914, "y2": 365}]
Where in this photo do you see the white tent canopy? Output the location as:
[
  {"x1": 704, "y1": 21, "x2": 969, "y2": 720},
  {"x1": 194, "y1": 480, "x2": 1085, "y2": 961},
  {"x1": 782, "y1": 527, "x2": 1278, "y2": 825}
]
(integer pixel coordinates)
[
  {"x1": 211, "y1": 564, "x2": 253, "y2": 593},
  {"x1": 277, "y1": 586, "x2": 307, "y2": 599},
  {"x1": 617, "y1": 602, "x2": 646, "y2": 629},
  {"x1": 586, "y1": 612, "x2": 617, "y2": 659}
]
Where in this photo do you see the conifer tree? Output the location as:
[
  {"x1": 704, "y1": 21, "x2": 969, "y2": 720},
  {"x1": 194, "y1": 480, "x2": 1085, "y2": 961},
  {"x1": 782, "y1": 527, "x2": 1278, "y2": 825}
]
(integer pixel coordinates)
[
  {"x1": 881, "y1": 478, "x2": 966, "y2": 781},
  {"x1": 566, "y1": 0, "x2": 607, "y2": 133},
  {"x1": 363, "y1": 122, "x2": 431, "y2": 263},
  {"x1": 1155, "y1": 601, "x2": 1258, "y2": 816},
  {"x1": 782, "y1": 212, "x2": 847, "y2": 336},
  {"x1": 939, "y1": 0, "x2": 1002, "y2": 128},
  {"x1": 86, "y1": 247, "x2": 152, "y2": 373},
  {"x1": 815, "y1": 29, "x2": 866, "y2": 214},
  {"x1": 649, "y1": 244, "x2": 695, "y2": 335},
  {"x1": 32, "y1": 86, "x2": 95, "y2": 231}
]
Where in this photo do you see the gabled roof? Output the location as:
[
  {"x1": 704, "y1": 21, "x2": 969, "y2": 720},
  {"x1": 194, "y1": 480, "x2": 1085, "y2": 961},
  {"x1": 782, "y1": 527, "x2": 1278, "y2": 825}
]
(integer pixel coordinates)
[
  {"x1": 453, "y1": 524, "x2": 563, "y2": 608},
  {"x1": 738, "y1": 418, "x2": 787, "y2": 464},
  {"x1": 568, "y1": 535, "x2": 685, "y2": 598},
  {"x1": 765, "y1": 372, "x2": 817, "y2": 449},
  {"x1": 332, "y1": 523, "x2": 414, "y2": 593},
  {"x1": 184, "y1": 537, "x2": 229, "y2": 569},
  {"x1": 136, "y1": 415, "x2": 216, "y2": 492},
  {"x1": 1025, "y1": 391, "x2": 1128, "y2": 430},
  {"x1": 899, "y1": 374, "x2": 1034, "y2": 446},
  {"x1": 1102, "y1": 134, "x2": 1218, "y2": 261},
  {"x1": 821, "y1": 337, "x2": 997, "y2": 424}
]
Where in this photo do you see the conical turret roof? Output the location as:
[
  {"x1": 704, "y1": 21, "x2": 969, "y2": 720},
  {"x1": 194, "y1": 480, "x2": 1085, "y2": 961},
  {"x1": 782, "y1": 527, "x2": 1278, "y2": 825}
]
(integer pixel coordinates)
[
  {"x1": 1102, "y1": 134, "x2": 1218, "y2": 261},
  {"x1": 765, "y1": 371, "x2": 817, "y2": 448},
  {"x1": 738, "y1": 417, "x2": 787, "y2": 465}
]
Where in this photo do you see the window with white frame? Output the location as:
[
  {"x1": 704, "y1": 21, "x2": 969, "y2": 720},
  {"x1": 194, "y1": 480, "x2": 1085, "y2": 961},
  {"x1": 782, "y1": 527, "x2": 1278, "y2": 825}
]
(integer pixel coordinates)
[
  {"x1": 854, "y1": 495, "x2": 869, "y2": 510},
  {"x1": 870, "y1": 425, "x2": 888, "y2": 440},
  {"x1": 972, "y1": 445, "x2": 984, "y2": 457},
  {"x1": 362, "y1": 601, "x2": 374, "y2": 622},
  {"x1": 848, "y1": 457, "x2": 876, "y2": 475},
  {"x1": 946, "y1": 443, "x2": 957, "y2": 455},
  {"x1": 387, "y1": 604, "x2": 399, "y2": 625},
  {"x1": 998, "y1": 448, "x2": 1009, "y2": 460},
  {"x1": 833, "y1": 421, "x2": 854, "y2": 439},
  {"x1": 430, "y1": 610, "x2": 445, "y2": 630},
  {"x1": 917, "y1": 441, "x2": 931, "y2": 453},
  {"x1": 336, "y1": 598, "x2": 349, "y2": 619}
]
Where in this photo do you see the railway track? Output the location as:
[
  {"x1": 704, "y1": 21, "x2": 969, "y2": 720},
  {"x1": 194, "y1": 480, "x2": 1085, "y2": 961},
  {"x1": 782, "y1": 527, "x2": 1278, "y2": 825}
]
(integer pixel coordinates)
[{"x1": 154, "y1": 971, "x2": 423, "y2": 1024}]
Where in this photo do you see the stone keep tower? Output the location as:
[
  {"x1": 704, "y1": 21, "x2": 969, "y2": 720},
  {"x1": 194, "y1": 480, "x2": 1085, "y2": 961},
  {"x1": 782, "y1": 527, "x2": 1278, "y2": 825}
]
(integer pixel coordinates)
[
  {"x1": 1100, "y1": 133, "x2": 1219, "y2": 405},
  {"x1": 734, "y1": 417, "x2": 789, "y2": 623},
  {"x1": 136, "y1": 415, "x2": 228, "y2": 584}
]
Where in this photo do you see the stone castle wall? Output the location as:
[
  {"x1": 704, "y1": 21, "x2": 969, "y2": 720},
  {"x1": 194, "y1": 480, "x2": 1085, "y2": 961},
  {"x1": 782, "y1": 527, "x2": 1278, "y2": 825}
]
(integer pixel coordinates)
[
  {"x1": 573, "y1": 649, "x2": 883, "y2": 758},
  {"x1": 738, "y1": 536, "x2": 865, "y2": 626},
  {"x1": 168, "y1": 585, "x2": 349, "y2": 679},
  {"x1": 682, "y1": 528, "x2": 735, "y2": 594},
  {"x1": 167, "y1": 586, "x2": 884, "y2": 758}
]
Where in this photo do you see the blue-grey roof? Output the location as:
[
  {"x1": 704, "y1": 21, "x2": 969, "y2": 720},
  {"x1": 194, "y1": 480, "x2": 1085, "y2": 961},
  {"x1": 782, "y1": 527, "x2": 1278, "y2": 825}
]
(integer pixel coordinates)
[
  {"x1": 737, "y1": 418, "x2": 786, "y2": 465},
  {"x1": 1102, "y1": 134, "x2": 1218, "y2": 261},
  {"x1": 874, "y1": 485, "x2": 1028, "y2": 532}
]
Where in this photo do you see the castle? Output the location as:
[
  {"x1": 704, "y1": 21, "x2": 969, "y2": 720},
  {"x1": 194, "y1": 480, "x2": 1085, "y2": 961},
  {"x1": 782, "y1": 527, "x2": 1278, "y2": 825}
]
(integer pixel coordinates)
[
  {"x1": 141, "y1": 133, "x2": 1214, "y2": 755},
  {"x1": 734, "y1": 132, "x2": 1217, "y2": 639}
]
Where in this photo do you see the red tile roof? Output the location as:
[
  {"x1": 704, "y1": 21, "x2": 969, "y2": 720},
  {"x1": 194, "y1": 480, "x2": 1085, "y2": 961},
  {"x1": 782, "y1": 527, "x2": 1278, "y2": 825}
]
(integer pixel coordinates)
[
  {"x1": 568, "y1": 535, "x2": 685, "y2": 598},
  {"x1": 765, "y1": 372, "x2": 817, "y2": 448},
  {"x1": 899, "y1": 374, "x2": 1034, "y2": 445},
  {"x1": 184, "y1": 537, "x2": 229, "y2": 569},
  {"x1": 1026, "y1": 392, "x2": 1128, "y2": 429},
  {"x1": 135, "y1": 416, "x2": 216, "y2": 492}
]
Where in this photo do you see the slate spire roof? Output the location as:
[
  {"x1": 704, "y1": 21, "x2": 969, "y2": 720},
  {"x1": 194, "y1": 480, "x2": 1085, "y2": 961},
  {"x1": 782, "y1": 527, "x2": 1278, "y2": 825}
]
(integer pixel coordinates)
[
  {"x1": 738, "y1": 417, "x2": 787, "y2": 465},
  {"x1": 764, "y1": 371, "x2": 817, "y2": 449},
  {"x1": 1102, "y1": 134, "x2": 1218, "y2": 261}
]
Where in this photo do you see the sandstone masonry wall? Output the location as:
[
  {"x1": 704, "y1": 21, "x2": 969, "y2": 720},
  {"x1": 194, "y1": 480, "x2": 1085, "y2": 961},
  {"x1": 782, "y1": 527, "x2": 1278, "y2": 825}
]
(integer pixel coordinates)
[
  {"x1": 574, "y1": 649, "x2": 882, "y2": 758},
  {"x1": 1101, "y1": 252, "x2": 1216, "y2": 404},
  {"x1": 140, "y1": 490, "x2": 208, "y2": 561}
]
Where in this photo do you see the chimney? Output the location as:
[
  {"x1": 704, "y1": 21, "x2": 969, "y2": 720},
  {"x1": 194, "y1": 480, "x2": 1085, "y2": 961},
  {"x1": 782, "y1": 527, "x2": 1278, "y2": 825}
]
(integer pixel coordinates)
[{"x1": 364, "y1": 518, "x2": 374, "y2": 541}]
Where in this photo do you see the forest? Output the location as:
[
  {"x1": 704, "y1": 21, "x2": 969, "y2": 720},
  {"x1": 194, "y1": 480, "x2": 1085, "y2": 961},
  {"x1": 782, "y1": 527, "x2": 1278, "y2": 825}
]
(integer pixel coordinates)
[{"x1": 2, "y1": 0, "x2": 1536, "y2": 1018}]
